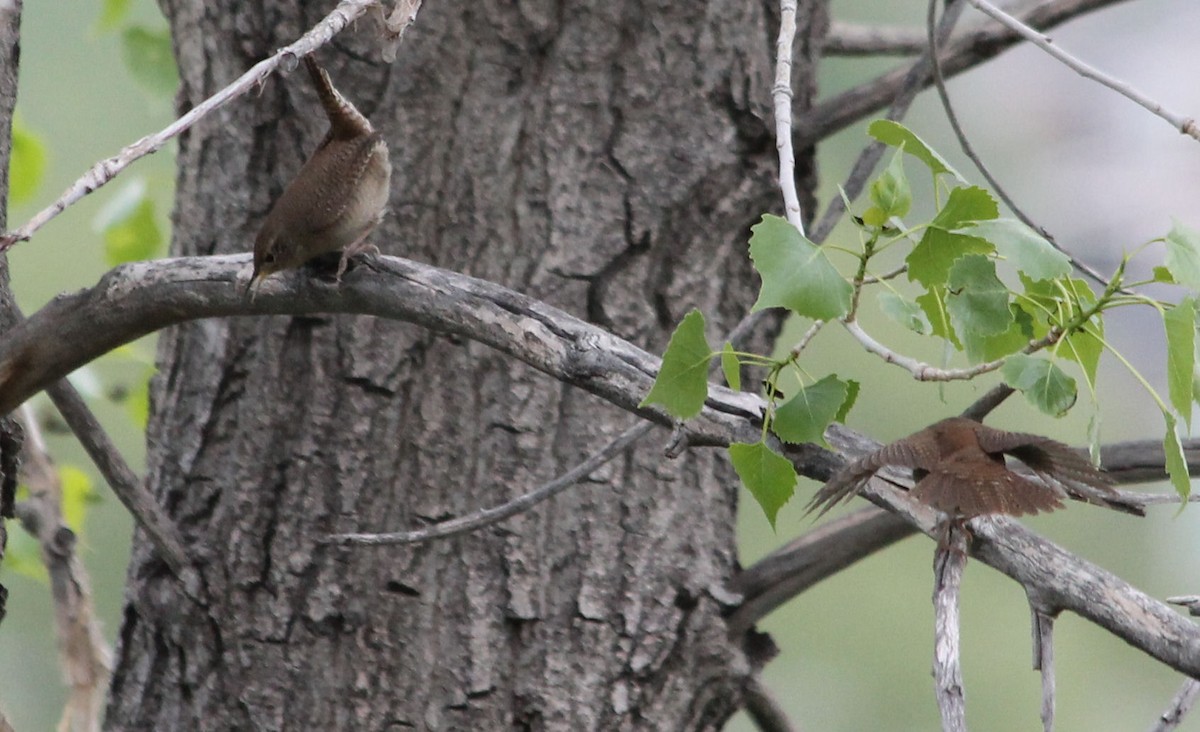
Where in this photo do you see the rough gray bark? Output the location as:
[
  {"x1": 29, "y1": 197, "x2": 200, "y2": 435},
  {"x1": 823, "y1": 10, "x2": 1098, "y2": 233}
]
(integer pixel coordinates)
[
  {"x1": 0, "y1": 0, "x2": 24, "y2": 625},
  {"x1": 106, "y1": 1, "x2": 823, "y2": 729}
]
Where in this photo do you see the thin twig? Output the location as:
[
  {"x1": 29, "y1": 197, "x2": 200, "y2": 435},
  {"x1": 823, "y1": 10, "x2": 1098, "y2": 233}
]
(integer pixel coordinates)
[
  {"x1": 822, "y1": 20, "x2": 928, "y2": 56},
  {"x1": 0, "y1": 0, "x2": 386, "y2": 251},
  {"x1": 932, "y1": 523, "x2": 968, "y2": 732},
  {"x1": 966, "y1": 0, "x2": 1200, "y2": 141},
  {"x1": 743, "y1": 675, "x2": 798, "y2": 732},
  {"x1": 1148, "y1": 678, "x2": 1200, "y2": 732},
  {"x1": 799, "y1": 0, "x2": 1135, "y2": 150},
  {"x1": 772, "y1": 0, "x2": 807, "y2": 235},
  {"x1": 1030, "y1": 606, "x2": 1056, "y2": 732},
  {"x1": 926, "y1": 0, "x2": 1113, "y2": 288},
  {"x1": 46, "y1": 381, "x2": 193, "y2": 580},
  {"x1": 842, "y1": 320, "x2": 1006, "y2": 381},
  {"x1": 810, "y1": 0, "x2": 967, "y2": 244},
  {"x1": 325, "y1": 421, "x2": 653, "y2": 545}
]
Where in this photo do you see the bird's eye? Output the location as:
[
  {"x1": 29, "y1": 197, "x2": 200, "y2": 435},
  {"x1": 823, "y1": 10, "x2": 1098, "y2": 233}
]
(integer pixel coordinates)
[{"x1": 263, "y1": 252, "x2": 277, "y2": 264}]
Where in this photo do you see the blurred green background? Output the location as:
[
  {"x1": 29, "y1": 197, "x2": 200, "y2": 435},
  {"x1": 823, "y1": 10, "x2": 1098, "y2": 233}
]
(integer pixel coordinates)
[{"x1": 2, "y1": 1, "x2": 1199, "y2": 730}]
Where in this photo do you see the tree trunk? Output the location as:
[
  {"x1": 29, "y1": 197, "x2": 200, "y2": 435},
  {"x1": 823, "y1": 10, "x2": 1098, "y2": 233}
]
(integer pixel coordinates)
[{"x1": 107, "y1": 1, "x2": 824, "y2": 728}]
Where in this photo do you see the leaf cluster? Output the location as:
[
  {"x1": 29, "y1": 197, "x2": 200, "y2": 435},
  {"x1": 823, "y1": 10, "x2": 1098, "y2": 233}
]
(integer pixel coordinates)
[{"x1": 642, "y1": 121, "x2": 1200, "y2": 524}]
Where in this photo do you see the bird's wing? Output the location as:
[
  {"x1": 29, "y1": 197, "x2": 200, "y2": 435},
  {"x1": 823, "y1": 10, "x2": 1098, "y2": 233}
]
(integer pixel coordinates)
[
  {"x1": 276, "y1": 133, "x2": 387, "y2": 238},
  {"x1": 974, "y1": 428, "x2": 1114, "y2": 490},
  {"x1": 804, "y1": 430, "x2": 942, "y2": 517},
  {"x1": 911, "y1": 460, "x2": 1065, "y2": 518}
]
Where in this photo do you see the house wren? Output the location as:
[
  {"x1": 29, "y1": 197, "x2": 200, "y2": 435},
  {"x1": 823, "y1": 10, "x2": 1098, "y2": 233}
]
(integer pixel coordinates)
[
  {"x1": 806, "y1": 417, "x2": 1118, "y2": 519},
  {"x1": 249, "y1": 55, "x2": 392, "y2": 294}
]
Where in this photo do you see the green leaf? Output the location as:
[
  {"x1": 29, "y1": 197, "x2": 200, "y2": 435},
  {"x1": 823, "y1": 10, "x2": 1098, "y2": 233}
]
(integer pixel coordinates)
[
  {"x1": 835, "y1": 379, "x2": 860, "y2": 423},
  {"x1": 1164, "y1": 297, "x2": 1196, "y2": 430},
  {"x1": 962, "y1": 305, "x2": 1031, "y2": 363},
  {"x1": 967, "y1": 219, "x2": 1072, "y2": 281},
  {"x1": 1165, "y1": 219, "x2": 1200, "y2": 290},
  {"x1": 127, "y1": 368, "x2": 153, "y2": 428},
  {"x1": 2, "y1": 526, "x2": 48, "y2": 582},
  {"x1": 121, "y1": 26, "x2": 180, "y2": 97},
  {"x1": 640, "y1": 309, "x2": 713, "y2": 419},
  {"x1": 946, "y1": 255, "x2": 1012, "y2": 339},
  {"x1": 863, "y1": 146, "x2": 911, "y2": 226},
  {"x1": 916, "y1": 287, "x2": 961, "y2": 348},
  {"x1": 866, "y1": 119, "x2": 963, "y2": 181},
  {"x1": 772, "y1": 375, "x2": 850, "y2": 446},
  {"x1": 749, "y1": 214, "x2": 852, "y2": 321},
  {"x1": 99, "y1": 187, "x2": 164, "y2": 266},
  {"x1": 1153, "y1": 266, "x2": 1176, "y2": 284},
  {"x1": 1002, "y1": 354, "x2": 1077, "y2": 417},
  {"x1": 1061, "y1": 319, "x2": 1104, "y2": 391},
  {"x1": 907, "y1": 228, "x2": 993, "y2": 288},
  {"x1": 9, "y1": 117, "x2": 47, "y2": 206},
  {"x1": 1162, "y1": 412, "x2": 1191, "y2": 501},
  {"x1": 930, "y1": 186, "x2": 999, "y2": 230},
  {"x1": 59, "y1": 465, "x2": 98, "y2": 534},
  {"x1": 878, "y1": 291, "x2": 929, "y2": 334},
  {"x1": 729, "y1": 441, "x2": 798, "y2": 528},
  {"x1": 721, "y1": 342, "x2": 741, "y2": 392},
  {"x1": 97, "y1": 0, "x2": 133, "y2": 32}
]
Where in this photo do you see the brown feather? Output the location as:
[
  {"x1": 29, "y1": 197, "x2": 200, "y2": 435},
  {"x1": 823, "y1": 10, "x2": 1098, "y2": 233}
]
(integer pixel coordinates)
[{"x1": 807, "y1": 417, "x2": 1106, "y2": 519}]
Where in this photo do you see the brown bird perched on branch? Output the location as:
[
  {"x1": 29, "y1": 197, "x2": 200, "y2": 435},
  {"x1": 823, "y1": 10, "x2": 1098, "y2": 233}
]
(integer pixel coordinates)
[
  {"x1": 248, "y1": 55, "x2": 392, "y2": 296},
  {"x1": 806, "y1": 417, "x2": 1123, "y2": 519}
]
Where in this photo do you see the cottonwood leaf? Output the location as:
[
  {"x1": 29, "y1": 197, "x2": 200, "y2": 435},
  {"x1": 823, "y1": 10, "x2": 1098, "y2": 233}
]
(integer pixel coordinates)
[
  {"x1": 930, "y1": 186, "x2": 998, "y2": 230},
  {"x1": 729, "y1": 441, "x2": 797, "y2": 529},
  {"x1": 867, "y1": 119, "x2": 964, "y2": 181},
  {"x1": 1163, "y1": 412, "x2": 1191, "y2": 502},
  {"x1": 1002, "y1": 354, "x2": 1077, "y2": 417},
  {"x1": 907, "y1": 228, "x2": 993, "y2": 288},
  {"x1": 749, "y1": 214, "x2": 851, "y2": 321},
  {"x1": 640, "y1": 309, "x2": 712, "y2": 419},
  {"x1": 721, "y1": 342, "x2": 741, "y2": 392},
  {"x1": 967, "y1": 219, "x2": 1072, "y2": 281},
  {"x1": 1164, "y1": 297, "x2": 1196, "y2": 430},
  {"x1": 863, "y1": 146, "x2": 911, "y2": 226},
  {"x1": 772, "y1": 375, "x2": 850, "y2": 446},
  {"x1": 946, "y1": 254, "x2": 1012, "y2": 339},
  {"x1": 9, "y1": 118, "x2": 47, "y2": 206},
  {"x1": 1165, "y1": 220, "x2": 1200, "y2": 290},
  {"x1": 878, "y1": 292, "x2": 929, "y2": 334}
]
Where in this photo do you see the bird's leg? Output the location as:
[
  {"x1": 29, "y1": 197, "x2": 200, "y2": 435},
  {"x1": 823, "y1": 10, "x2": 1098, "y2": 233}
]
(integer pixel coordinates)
[{"x1": 336, "y1": 234, "x2": 382, "y2": 282}]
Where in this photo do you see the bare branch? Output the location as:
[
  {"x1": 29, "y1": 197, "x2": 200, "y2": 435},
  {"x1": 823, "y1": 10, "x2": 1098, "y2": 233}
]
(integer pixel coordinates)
[
  {"x1": 0, "y1": 0, "x2": 397, "y2": 252},
  {"x1": 1029, "y1": 607, "x2": 1056, "y2": 732},
  {"x1": 772, "y1": 0, "x2": 807, "y2": 235},
  {"x1": 1149, "y1": 679, "x2": 1200, "y2": 732},
  {"x1": 822, "y1": 21, "x2": 927, "y2": 56},
  {"x1": 841, "y1": 320, "x2": 1006, "y2": 381},
  {"x1": 799, "y1": 0, "x2": 1134, "y2": 149},
  {"x1": 925, "y1": 0, "x2": 1114, "y2": 289},
  {"x1": 966, "y1": 0, "x2": 1199, "y2": 141},
  {"x1": 13, "y1": 406, "x2": 111, "y2": 732},
  {"x1": 810, "y1": 0, "x2": 966, "y2": 244},
  {"x1": 932, "y1": 526, "x2": 968, "y2": 732},
  {"x1": 45, "y1": 381, "x2": 193, "y2": 580},
  {"x1": 2, "y1": 254, "x2": 1199, "y2": 680},
  {"x1": 325, "y1": 421, "x2": 653, "y2": 545},
  {"x1": 743, "y1": 675, "x2": 798, "y2": 732},
  {"x1": 727, "y1": 506, "x2": 912, "y2": 636}
]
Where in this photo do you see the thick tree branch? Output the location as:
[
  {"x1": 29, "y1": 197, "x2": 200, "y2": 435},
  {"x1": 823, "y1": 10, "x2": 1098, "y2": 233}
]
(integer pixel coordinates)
[{"x1": 1, "y1": 253, "x2": 1198, "y2": 679}]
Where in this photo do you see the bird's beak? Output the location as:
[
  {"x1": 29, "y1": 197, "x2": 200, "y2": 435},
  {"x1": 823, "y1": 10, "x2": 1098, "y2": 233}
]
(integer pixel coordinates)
[{"x1": 245, "y1": 270, "x2": 264, "y2": 303}]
